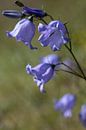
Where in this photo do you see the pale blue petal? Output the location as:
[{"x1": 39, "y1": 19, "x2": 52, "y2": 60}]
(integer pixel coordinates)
[
  {"x1": 6, "y1": 18, "x2": 36, "y2": 49},
  {"x1": 41, "y1": 54, "x2": 60, "y2": 65},
  {"x1": 63, "y1": 110, "x2": 72, "y2": 118},
  {"x1": 49, "y1": 20, "x2": 59, "y2": 27},
  {"x1": 54, "y1": 93, "x2": 76, "y2": 117}
]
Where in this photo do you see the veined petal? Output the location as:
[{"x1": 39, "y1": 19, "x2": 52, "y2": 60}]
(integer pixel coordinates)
[
  {"x1": 6, "y1": 18, "x2": 36, "y2": 49},
  {"x1": 42, "y1": 66, "x2": 54, "y2": 83},
  {"x1": 49, "y1": 30, "x2": 66, "y2": 50},
  {"x1": 38, "y1": 34, "x2": 50, "y2": 46},
  {"x1": 31, "y1": 63, "x2": 51, "y2": 78},
  {"x1": 38, "y1": 28, "x2": 55, "y2": 42},
  {"x1": 58, "y1": 21, "x2": 67, "y2": 34},
  {"x1": 6, "y1": 19, "x2": 26, "y2": 37},
  {"x1": 49, "y1": 20, "x2": 59, "y2": 27},
  {"x1": 38, "y1": 20, "x2": 69, "y2": 51},
  {"x1": 26, "y1": 54, "x2": 59, "y2": 93}
]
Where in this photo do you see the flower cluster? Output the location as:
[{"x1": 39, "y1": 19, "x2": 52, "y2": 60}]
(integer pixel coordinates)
[{"x1": 2, "y1": 0, "x2": 86, "y2": 128}]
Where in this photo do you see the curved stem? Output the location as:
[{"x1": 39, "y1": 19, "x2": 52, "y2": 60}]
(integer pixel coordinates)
[
  {"x1": 57, "y1": 69, "x2": 86, "y2": 80},
  {"x1": 39, "y1": 18, "x2": 48, "y2": 25},
  {"x1": 61, "y1": 62, "x2": 79, "y2": 75},
  {"x1": 47, "y1": 14, "x2": 54, "y2": 20},
  {"x1": 65, "y1": 44, "x2": 86, "y2": 79}
]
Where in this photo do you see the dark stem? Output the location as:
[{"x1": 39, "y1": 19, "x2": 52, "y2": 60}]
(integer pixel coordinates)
[
  {"x1": 61, "y1": 62, "x2": 79, "y2": 75},
  {"x1": 65, "y1": 44, "x2": 86, "y2": 79},
  {"x1": 15, "y1": 1, "x2": 24, "y2": 7},
  {"x1": 57, "y1": 69, "x2": 86, "y2": 80},
  {"x1": 47, "y1": 14, "x2": 54, "y2": 20},
  {"x1": 39, "y1": 18, "x2": 48, "y2": 25},
  {"x1": 64, "y1": 23, "x2": 72, "y2": 50}
]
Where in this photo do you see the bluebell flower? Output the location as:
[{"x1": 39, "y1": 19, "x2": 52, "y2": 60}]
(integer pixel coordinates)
[
  {"x1": 6, "y1": 18, "x2": 37, "y2": 49},
  {"x1": 26, "y1": 54, "x2": 60, "y2": 93},
  {"x1": 15, "y1": 0, "x2": 47, "y2": 18},
  {"x1": 2, "y1": 10, "x2": 22, "y2": 19},
  {"x1": 54, "y1": 93, "x2": 76, "y2": 118},
  {"x1": 22, "y1": 6, "x2": 47, "y2": 18},
  {"x1": 38, "y1": 20, "x2": 69, "y2": 51},
  {"x1": 79, "y1": 104, "x2": 86, "y2": 127}
]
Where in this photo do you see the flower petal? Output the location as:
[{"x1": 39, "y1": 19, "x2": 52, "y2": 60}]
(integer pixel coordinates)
[
  {"x1": 6, "y1": 18, "x2": 36, "y2": 49},
  {"x1": 38, "y1": 23, "x2": 47, "y2": 33},
  {"x1": 54, "y1": 93, "x2": 76, "y2": 117},
  {"x1": 63, "y1": 110, "x2": 72, "y2": 118},
  {"x1": 41, "y1": 54, "x2": 60, "y2": 65},
  {"x1": 49, "y1": 20, "x2": 59, "y2": 27},
  {"x1": 23, "y1": 6, "x2": 47, "y2": 17},
  {"x1": 38, "y1": 20, "x2": 69, "y2": 51},
  {"x1": 79, "y1": 104, "x2": 86, "y2": 127}
]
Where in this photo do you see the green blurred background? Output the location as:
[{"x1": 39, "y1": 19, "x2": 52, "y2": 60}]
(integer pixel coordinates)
[{"x1": 0, "y1": 0, "x2": 86, "y2": 129}]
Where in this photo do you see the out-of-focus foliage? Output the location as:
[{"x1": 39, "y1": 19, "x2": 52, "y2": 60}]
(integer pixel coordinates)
[{"x1": 0, "y1": 0, "x2": 86, "y2": 129}]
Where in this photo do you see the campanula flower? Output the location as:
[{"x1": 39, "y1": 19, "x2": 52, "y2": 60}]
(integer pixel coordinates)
[
  {"x1": 79, "y1": 104, "x2": 86, "y2": 127},
  {"x1": 6, "y1": 18, "x2": 37, "y2": 49},
  {"x1": 54, "y1": 93, "x2": 76, "y2": 118},
  {"x1": 26, "y1": 54, "x2": 60, "y2": 93},
  {"x1": 38, "y1": 20, "x2": 69, "y2": 51}
]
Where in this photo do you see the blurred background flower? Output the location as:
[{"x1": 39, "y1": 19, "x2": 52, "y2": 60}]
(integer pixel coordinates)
[{"x1": 54, "y1": 93, "x2": 76, "y2": 118}]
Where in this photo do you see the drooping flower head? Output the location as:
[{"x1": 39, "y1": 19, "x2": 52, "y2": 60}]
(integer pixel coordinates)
[
  {"x1": 79, "y1": 104, "x2": 86, "y2": 127},
  {"x1": 6, "y1": 18, "x2": 37, "y2": 49},
  {"x1": 54, "y1": 93, "x2": 76, "y2": 118},
  {"x1": 26, "y1": 54, "x2": 60, "y2": 93},
  {"x1": 38, "y1": 20, "x2": 69, "y2": 51}
]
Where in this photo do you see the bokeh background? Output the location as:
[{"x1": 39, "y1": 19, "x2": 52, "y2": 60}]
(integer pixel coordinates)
[{"x1": 0, "y1": 0, "x2": 86, "y2": 130}]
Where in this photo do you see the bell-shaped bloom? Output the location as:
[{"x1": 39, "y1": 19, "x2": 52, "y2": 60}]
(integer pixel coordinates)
[
  {"x1": 54, "y1": 93, "x2": 76, "y2": 118},
  {"x1": 79, "y1": 104, "x2": 86, "y2": 127},
  {"x1": 38, "y1": 20, "x2": 69, "y2": 51},
  {"x1": 22, "y1": 6, "x2": 47, "y2": 18},
  {"x1": 6, "y1": 18, "x2": 37, "y2": 49},
  {"x1": 26, "y1": 54, "x2": 60, "y2": 93}
]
